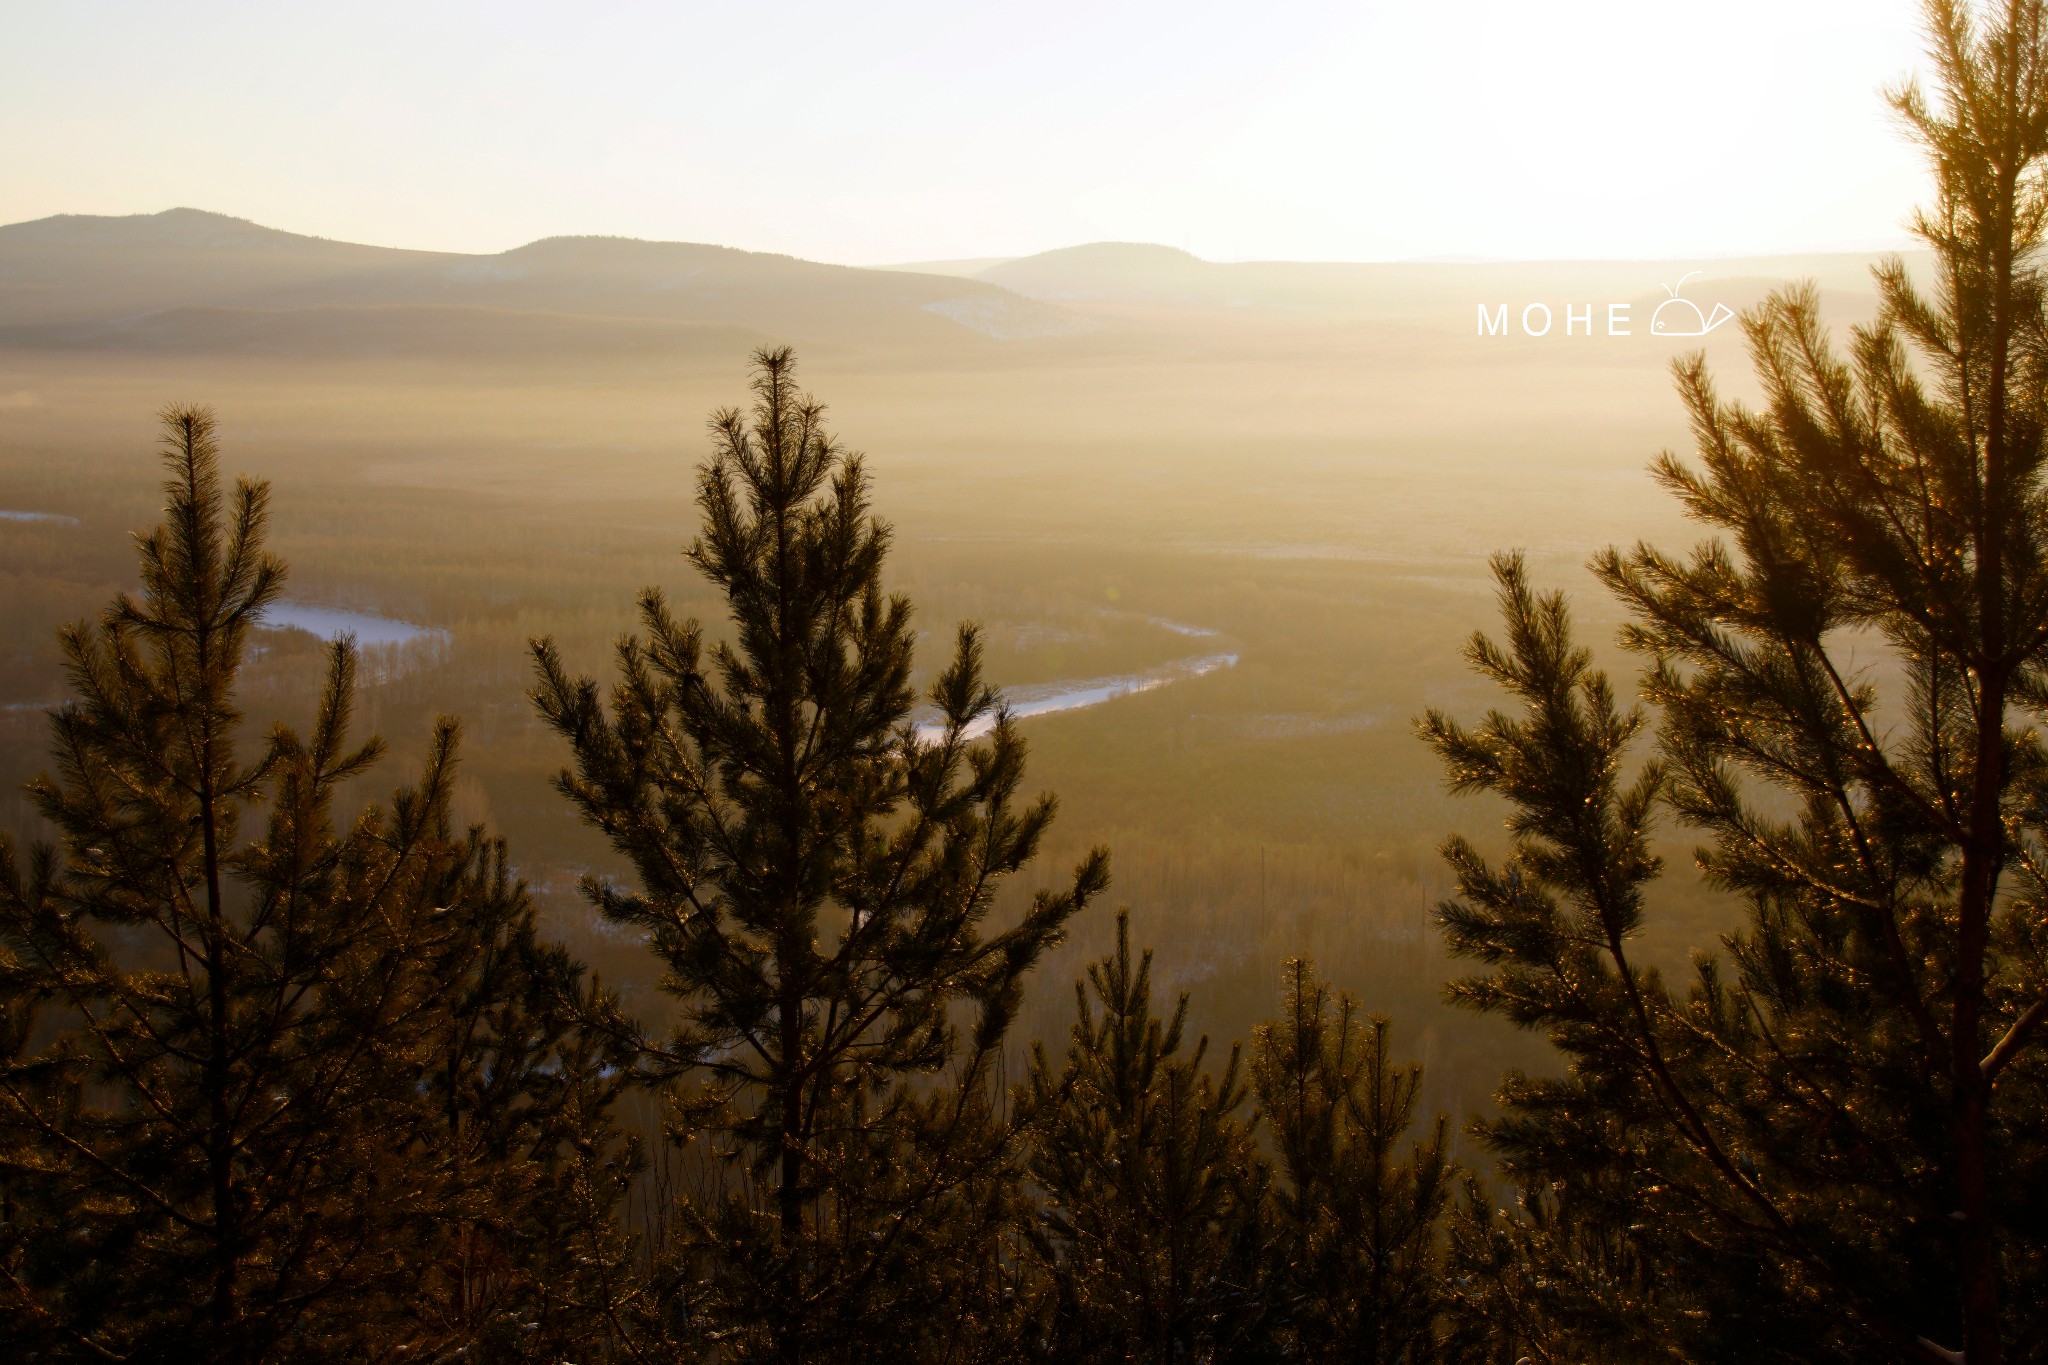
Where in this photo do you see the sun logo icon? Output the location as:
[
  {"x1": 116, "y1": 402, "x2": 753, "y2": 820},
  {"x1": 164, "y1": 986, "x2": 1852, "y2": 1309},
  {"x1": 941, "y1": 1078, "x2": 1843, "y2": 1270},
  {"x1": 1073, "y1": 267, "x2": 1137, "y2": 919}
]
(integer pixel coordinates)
[{"x1": 1651, "y1": 271, "x2": 1736, "y2": 338}]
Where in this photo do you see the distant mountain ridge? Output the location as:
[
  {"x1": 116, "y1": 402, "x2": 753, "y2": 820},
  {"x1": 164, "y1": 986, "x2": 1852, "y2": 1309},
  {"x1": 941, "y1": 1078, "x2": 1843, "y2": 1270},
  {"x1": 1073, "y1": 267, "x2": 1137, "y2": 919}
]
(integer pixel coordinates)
[
  {"x1": 0, "y1": 209, "x2": 1093, "y2": 354},
  {"x1": 967, "y1": 240, "x2": 1926, "y2": 316},
  {"x1": 0, "y1": 209, "x2": 1929, "y2": 359}
]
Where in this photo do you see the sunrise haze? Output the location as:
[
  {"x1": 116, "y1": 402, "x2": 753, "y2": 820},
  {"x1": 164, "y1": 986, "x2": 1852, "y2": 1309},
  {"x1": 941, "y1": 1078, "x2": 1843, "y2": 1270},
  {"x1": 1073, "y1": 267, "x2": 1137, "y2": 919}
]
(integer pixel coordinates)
[{"x1": 5, "y1": 0, "x2": 1930, "y2": 263}]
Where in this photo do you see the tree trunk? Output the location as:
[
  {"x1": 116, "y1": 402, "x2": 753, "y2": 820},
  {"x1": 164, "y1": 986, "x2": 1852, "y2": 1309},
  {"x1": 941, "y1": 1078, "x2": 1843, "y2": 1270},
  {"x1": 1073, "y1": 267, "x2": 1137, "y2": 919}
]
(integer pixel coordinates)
[
  {"x1": 197, "y1": 617, "x2": 239, "y2": 1347},
  {"x1": 1955, "y1": 126, "x2": 2019, "y2": 1363}
]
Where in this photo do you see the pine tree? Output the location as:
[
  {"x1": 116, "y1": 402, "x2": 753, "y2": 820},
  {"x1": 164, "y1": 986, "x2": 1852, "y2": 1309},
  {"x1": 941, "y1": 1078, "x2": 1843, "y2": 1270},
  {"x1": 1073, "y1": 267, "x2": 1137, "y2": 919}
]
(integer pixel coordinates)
[
  {"x1": 1250, "y1": 959, "x2": 1452, "y2": 1363},
  {"x1": 1020, "y1": 910, "x2": 1274, "y2": 1363},
  {"x1": 393, "y1": 873, "x2": 643, "y2": 1362},
  {"x1": 530, "y1": 346, "x2": 1107, "y2": 1361},
  {"x1": 0, "y1": 407, "x2": 626, "y2": 1364},
  {"x1": 1435, "y1": 1169, "x2": 1672, "y2": 1365},
  {"x1": 1420, "y1": 5, "x2": 2048, "y2": 1359}
]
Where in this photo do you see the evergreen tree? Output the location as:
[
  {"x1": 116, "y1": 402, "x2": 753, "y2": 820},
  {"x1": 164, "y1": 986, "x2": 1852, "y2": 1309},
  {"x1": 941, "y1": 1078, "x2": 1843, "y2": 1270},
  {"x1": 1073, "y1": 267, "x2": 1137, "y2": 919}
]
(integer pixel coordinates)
[
  {"x1": 1020, "y1": 910, "x2": 1273, "y2": 1363},
  {"x1": 0, "y1": 406, "x2": 627, "y2": 1364},
  {"x1": 1421, "y1": 5, "x2": 2048, "y2": 1359},
  {"x1": 530, "y1": 346, "x2": 1107, "y2": 1362},
  {"x1": 1250, "y1": 959, "x2": 1452, "y2": 1363},
  {"x1": 1437, "y1": 1169, "x2": 1679, "y2": 1365},
  {"x1": 392, "y1": 874, "x2": 643, "y2": 1362}
]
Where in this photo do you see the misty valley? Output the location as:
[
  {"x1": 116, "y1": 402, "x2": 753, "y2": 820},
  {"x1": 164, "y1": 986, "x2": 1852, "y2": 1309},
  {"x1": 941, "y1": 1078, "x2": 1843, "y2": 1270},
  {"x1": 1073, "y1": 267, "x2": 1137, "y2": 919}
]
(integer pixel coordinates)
[{"x1": 0, "y1": 209, "x2": 1801, "y2": 1091}]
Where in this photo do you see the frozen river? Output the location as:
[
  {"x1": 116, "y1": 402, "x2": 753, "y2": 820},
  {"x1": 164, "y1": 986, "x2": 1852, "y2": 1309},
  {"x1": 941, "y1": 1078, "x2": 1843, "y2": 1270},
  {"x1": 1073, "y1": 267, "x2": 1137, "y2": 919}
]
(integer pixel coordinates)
[
  {"x1": 259, "y1": 602, "x2": 447, "y2": 649},
  {"x1": 916, "y1": 648, "x2": 1238, "y2": 743}
]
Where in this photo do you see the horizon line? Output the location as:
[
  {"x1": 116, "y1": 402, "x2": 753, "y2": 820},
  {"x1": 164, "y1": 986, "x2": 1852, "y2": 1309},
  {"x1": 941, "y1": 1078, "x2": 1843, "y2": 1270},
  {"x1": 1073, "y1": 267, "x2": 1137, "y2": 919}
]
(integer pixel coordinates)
[{"x1": 1, "y1": 204, "x2": 1927, "y2": 273}]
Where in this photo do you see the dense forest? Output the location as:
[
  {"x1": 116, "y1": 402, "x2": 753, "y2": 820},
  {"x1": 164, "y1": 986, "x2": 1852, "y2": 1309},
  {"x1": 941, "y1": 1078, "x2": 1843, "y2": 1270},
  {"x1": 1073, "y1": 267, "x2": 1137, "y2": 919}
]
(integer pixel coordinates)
[{"x1": 6, "y1": 1, "x2": 2048, "y2": 1361}]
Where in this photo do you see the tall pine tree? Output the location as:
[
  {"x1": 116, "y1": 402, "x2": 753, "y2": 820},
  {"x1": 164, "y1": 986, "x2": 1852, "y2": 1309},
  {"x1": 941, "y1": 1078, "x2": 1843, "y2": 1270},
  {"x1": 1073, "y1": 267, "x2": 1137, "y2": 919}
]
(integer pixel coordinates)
[
  {"x1": 531, "y1": 347, "x2": 1107, "y2": 1361},
  {"x1": 0, "y1": 407, "x2": 622, "y2": 1363},
  {"x1": 1422, "y1": 4, "x2": 2048, "y2": 1359}
]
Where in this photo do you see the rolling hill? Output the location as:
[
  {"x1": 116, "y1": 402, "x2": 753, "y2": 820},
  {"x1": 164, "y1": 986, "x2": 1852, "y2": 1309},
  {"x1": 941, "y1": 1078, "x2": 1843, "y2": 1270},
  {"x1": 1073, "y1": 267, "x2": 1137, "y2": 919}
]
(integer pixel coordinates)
[{"x1": 0, "y1": 209, "x2": 1093, "y2": 356}]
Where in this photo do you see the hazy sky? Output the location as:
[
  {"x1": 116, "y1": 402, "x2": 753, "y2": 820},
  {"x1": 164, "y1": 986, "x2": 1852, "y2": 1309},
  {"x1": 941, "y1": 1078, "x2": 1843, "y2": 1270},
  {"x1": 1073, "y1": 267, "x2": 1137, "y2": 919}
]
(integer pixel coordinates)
[{"x1": 3, "y1": 0, "x2": 1932, "y2": 264}]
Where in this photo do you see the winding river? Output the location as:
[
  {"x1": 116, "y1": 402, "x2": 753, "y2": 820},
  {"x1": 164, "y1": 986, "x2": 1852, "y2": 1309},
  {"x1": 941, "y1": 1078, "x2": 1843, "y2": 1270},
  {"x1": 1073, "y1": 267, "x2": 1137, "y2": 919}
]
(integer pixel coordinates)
[
  {"x1": 916, "y1": 648, "x2": 1239, "y2": 743},
  {"x1": 258, "y1": 602, "x2": 447, "y2": 649},
  {"x1": 252, "y1": 599, "x2": 1225, "y2": 736}
]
